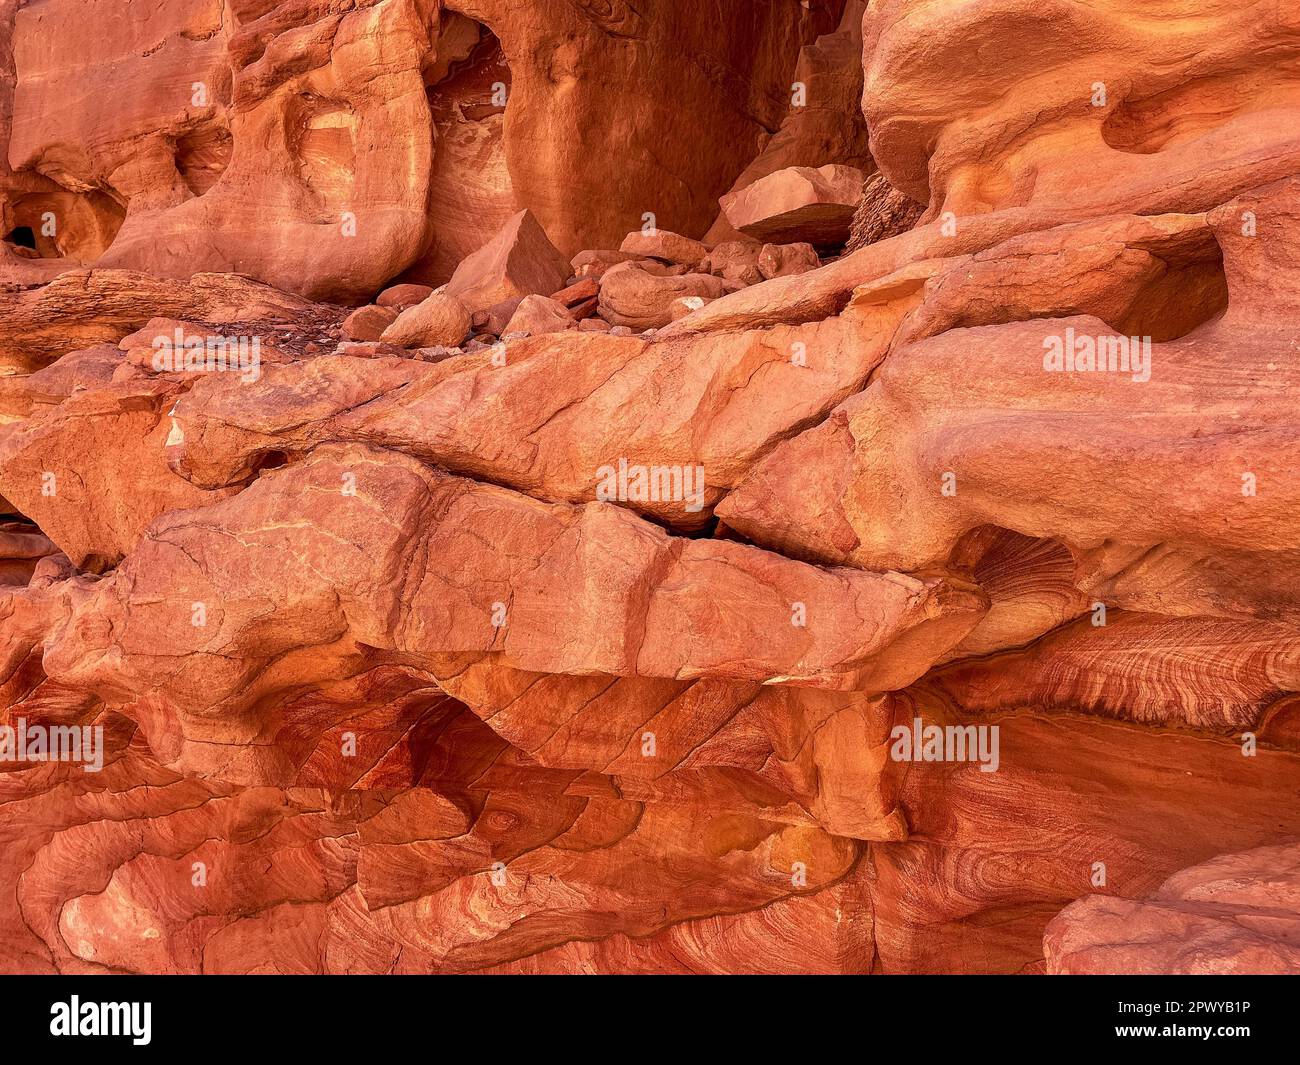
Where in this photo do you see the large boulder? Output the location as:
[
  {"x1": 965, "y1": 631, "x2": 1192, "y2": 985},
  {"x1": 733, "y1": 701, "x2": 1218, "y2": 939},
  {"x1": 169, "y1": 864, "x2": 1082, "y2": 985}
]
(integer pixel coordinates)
[
  {"x1": 720, "y1": 164, "x2": 865, "y2": 248},
  {"x1": 444, "y1": 209, "x2": 570, "y2": 314},
  {"x1": 381, "y1": 292, "x2": 472, "y2": 348},
  {"x1": 1045, "y1": 843, "x2": 1300, "y2": 974}
]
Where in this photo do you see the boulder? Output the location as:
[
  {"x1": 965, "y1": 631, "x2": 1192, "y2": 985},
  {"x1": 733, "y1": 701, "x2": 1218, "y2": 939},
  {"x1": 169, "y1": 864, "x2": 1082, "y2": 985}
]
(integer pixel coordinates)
[
  {"x1": 706, "y1": 1, "x2": 876, "y2": 243},
  {"x1": 571, "y1": 249, "x2": 646, "y2": 280},
  {"x1": 619, "y1": 229, "x2": 709, "y2": 270},
  {"x1": 703, "y1": 240, "x2": 765, "y2": 285},
  {"x1": 380, "y1": 292, "x2": 471, "y2": 348},
  {"x1": 502, "y1": 294, "x2": 576, "y2": 337},
  {"x1": 341, "y1": 304, "x2": 399, "y2": 342},
  {"x1": 445, "y1": 209, "x2": 570, "y2": 314},
  {"x1": 597, "y1": 261, "x2": 727, "y2": 330},
  {"x1": 720, "y1": 164, "x2": 865, "y2": 248},
  {"x1": 376, "y1": 283, "x2": 435, "y2": 309},
  {"x1": 476, "y1": 296, "x2": 524, "y2": 336},
  {"x1": 758, "y1": 242, "x2": 820, "y2": 279}
]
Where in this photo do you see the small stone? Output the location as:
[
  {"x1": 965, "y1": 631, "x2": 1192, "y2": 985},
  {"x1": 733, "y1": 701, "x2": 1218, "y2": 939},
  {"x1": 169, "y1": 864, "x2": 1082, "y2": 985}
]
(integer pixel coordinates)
[
  {"x1": 341, "y1": 304, "x2": 399, "y2": 341},
  {"x1": 375, "y1": 283, "x2": 434, "y2": 309}
]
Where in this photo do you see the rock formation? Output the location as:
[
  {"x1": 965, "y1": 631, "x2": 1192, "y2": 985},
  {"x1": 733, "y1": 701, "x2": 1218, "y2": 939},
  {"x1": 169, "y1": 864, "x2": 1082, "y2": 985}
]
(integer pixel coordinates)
[
  {"x1": 1, "y1": 0, "x2": 1299, "y2": 976},
  {"x1": 1045, "y1": 843, "x2": 1300, "y2": 975}
]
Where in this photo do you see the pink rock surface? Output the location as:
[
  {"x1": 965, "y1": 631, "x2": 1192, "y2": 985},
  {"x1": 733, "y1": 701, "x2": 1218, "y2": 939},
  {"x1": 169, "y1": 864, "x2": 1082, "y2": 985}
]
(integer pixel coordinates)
[{"x1": 1045, "y1": 843, "x2": 1300, "y2": 975}]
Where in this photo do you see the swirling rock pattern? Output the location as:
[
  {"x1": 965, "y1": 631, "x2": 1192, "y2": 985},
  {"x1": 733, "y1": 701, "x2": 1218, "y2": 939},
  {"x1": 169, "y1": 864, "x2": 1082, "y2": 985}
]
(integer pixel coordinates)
[{"x1": 2, "y1": 0, "x2": 1300, "y2": 975}]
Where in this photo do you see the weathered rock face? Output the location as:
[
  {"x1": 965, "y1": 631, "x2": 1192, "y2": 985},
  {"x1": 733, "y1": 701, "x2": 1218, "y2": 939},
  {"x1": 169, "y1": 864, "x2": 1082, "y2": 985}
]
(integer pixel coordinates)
[
  {"x1": 862, "y1": 0, "x2": 1300, "y2": 224},
  {"x1": 0, "y1": 0, "x2": 843, "y2": 298},
  {"x1": 1045, "y1": 843, "x2": 1300, "y2": 975},
  {"x1": 706, "y1": 0, "x2": 878, "y2": 244},
  {"x1": 2, "y1": 0, "x2": 1300, "y2": 977},
  {"x1": 721, "y1": 163, "x2": 865, "y2": 247}
]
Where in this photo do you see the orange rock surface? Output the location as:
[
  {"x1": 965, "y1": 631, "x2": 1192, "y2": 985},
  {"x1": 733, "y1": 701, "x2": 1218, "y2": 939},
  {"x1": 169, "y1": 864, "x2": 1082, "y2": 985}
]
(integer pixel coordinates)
[{"x1": 2, "y1": 0, "x2": 1299, "y2": 976}]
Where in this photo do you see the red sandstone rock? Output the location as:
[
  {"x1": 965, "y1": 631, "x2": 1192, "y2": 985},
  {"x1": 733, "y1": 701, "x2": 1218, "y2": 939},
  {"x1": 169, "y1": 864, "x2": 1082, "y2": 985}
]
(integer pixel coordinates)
[
  {"x1": 376, "y1": 283, "x2": 434, "y2": 309},
  {"x1": 3, "y1": 0, "x2": 1300, "y2": 982},
  {"x1": 0, "y1": 269, "x2": 317, "y2": 374},
  {"x1": 715, "y1": 187, "x2": 1297, "y2": 631},
  {"x1": 1045, "y1": 843, "x2": 1300, "y2": 974},
  {"x1": 668, "y1": 295, "x2": 714, "y2": 322},
  {"x1": 478, "y1": 296, "x2": 524, "y2": 336},
  {"x1": 381, "y1": 292, "x2": 472, "y2": 349},
  {"x1": 702, "y1": 240, "x2": 765, "y2": 285},
  {"x1": 0, "y1": 360, "x2": 235, "y2": 567},
  {"x1": 1, "y1": 0, "x2": 842, "y2": 299},
  {"x1": 571, "y1": 249, "x2": 645, "y2": 280},
  {"x1": 720, "y1": 164, "x2": 865, "y2": 248},
  {"x1": 334, "y1": 340, "x2": 408, "y2": 359},
  {"x1": 596, "y1": 261, "x2": 727, "y2": 331},
  {"x1": 550, "y1": 278, "x2": 598, "y2": 308},
  {"x1": 706, "y1": 0, "x2": 876, "y2": 243},
  {"x1": 342, "y1": 305, "x2": 399, "y2": 342},
  {"x1": 444, "y1": 210, "x2": 572, "y2": 314},
  {"x1": 845, "y1": 172, "x2": 927, "y2": 252},
  {"x1": 163, "y1": 310, "x2": 895, "y2": 531},
  {"x1": 0, "y1": 522, "x2": 56, "y2": 586},
  {"x1": 619, "y1": 229, "x2": 709, "y2": 270},
  {"x1": 502, "y1": 294, "x2": 575, "y2": 337},
  {"x1": 758, "y1": 242, "x2": 821, "y2": 279}
]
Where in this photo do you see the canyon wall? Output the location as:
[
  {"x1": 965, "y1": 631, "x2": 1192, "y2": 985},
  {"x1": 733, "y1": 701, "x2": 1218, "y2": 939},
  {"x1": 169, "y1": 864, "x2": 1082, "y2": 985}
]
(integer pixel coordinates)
[{"x1": 1, "y1": 0, "x2": 1298, "y2": 974}]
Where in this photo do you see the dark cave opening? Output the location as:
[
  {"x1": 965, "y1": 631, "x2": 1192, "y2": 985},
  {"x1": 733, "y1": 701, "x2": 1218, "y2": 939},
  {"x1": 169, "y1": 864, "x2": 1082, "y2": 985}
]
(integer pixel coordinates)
[{"x1": 4, "y1": 225, "x2": 37, "y2": 250}]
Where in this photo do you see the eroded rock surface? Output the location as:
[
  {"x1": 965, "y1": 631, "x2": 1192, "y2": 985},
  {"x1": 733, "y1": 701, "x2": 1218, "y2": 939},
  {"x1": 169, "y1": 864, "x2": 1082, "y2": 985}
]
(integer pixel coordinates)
[
  {"x1": 1045, "y1": 843, "x2": 1300, "y2": 975},
  {"x1": 2, "y1": 0, "x2": 1299, "y2": 976}
]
